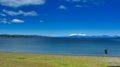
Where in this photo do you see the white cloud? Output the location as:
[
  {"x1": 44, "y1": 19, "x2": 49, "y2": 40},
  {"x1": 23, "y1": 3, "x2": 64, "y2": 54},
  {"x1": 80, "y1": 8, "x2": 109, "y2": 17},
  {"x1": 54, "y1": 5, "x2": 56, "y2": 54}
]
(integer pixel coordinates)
[
  {"x1": 0, "y1": 18, "x2": 10, "y2": 24},
  {"x1": 0, "y1": 13, "x2": 6, "y2": 16},
  {"x1": 40, "y1": 20, "x2": 44, "y2": 23},
  {"x1": 75, "y1": 5, "x2": 83, "y2": 8},
  {"x1": 23, "y1": 11, "x2": 38, "y2": 16},
  {"x1": 0, "y1": 18, "x2": 24, "y2": 24},
  {"x1": 69, "y1": 33, "x2": 87, "y2": 36},
  {"x1": 0, "y1": 0, "x2": 46, "y2": 7},
  {"x1": 12, "y1": 19, "x2": 24, "y2": 23},
  {"x1": 66, "y1": 0, "x2": 105, "y2": 6},
  {"x1": 3, "y1": 9, "x2": 38, "y2": 16},
  {"x1": 59, "y1": 5, "x2": 67, "y2": 10}
]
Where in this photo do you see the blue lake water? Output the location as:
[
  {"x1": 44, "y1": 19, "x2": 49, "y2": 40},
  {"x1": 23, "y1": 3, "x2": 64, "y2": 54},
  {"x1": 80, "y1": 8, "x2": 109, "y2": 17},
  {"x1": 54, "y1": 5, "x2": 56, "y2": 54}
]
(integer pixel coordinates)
[{"x1": 0, "y1": 37, "x2": 120, "y2": 56}]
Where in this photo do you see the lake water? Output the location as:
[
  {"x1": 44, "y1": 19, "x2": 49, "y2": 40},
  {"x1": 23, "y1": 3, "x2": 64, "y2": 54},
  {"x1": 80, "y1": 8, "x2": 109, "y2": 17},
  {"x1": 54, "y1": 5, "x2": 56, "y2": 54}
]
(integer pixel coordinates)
[{"x1": 0, "y1": 37, "x2": 120, "y2": 56}]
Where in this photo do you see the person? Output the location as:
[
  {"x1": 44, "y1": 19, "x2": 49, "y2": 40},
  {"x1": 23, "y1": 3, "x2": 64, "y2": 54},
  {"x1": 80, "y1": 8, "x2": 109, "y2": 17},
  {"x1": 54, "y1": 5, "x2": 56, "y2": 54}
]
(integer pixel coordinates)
[{"x1": 104, "y1": 48, "x2": 108, "y2": 56}]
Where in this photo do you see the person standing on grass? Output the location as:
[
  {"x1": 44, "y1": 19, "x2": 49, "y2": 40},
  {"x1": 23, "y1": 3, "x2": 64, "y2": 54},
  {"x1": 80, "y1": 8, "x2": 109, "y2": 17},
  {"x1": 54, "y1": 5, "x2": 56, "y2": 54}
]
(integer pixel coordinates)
[{"x1": 104, "y1": 48, "x2": 108, "y2": 56}]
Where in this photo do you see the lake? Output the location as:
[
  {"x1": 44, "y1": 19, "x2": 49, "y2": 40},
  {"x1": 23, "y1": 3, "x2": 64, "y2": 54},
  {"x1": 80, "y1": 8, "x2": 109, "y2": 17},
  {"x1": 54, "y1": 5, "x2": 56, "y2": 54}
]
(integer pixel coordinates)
[{"x1": 0, "y1": 37, "x2": 120, "y2": 56}]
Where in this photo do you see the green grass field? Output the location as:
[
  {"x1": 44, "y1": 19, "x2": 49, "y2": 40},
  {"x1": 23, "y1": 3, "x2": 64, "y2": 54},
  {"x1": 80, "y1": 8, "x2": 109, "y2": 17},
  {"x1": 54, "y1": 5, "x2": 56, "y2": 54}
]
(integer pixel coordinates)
[{"x1": 0, "y1": 52, "x2": 120, "y2": 67}]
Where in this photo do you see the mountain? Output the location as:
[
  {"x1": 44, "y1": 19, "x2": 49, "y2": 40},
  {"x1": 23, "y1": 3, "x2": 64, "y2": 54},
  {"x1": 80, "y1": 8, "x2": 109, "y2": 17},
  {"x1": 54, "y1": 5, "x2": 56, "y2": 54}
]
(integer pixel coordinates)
[
  {"x1": 67, "y1": 34, "x2": 116, "y2": 38},
  {"x1": 0, "y1": 34, "x2": 50, "y2": 38},
  {"x1": 0, "y1": 34, "x2": 119, "y2": 39}
]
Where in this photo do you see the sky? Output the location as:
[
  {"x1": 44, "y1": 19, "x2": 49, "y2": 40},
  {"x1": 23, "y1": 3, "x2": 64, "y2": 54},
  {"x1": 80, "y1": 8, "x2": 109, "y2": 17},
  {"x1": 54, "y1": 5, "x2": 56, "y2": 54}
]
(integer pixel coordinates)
[{"x1": 0, "y1": 0, "x2": 120, "y2": 36}]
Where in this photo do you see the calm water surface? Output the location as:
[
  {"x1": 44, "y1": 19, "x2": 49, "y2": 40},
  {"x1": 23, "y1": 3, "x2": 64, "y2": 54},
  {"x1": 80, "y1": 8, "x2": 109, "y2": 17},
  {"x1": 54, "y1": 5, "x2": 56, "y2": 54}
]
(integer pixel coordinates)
[{"x1": 0, "y1": 38, "x2": 120, "y2": 56}]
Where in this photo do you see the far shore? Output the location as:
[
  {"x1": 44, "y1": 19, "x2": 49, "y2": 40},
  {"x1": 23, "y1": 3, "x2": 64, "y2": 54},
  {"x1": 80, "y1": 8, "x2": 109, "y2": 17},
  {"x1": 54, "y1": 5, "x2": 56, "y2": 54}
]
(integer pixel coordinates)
[{"x1": 0, "y1": 52, "x2": 120, "y2": 67}]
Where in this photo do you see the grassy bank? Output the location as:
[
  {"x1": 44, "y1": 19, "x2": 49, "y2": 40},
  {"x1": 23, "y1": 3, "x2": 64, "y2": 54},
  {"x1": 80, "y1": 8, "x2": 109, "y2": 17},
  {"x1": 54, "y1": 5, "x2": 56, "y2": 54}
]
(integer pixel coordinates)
[{"x1": 0, "y1": 52, "x2": 120, "y2": 67}]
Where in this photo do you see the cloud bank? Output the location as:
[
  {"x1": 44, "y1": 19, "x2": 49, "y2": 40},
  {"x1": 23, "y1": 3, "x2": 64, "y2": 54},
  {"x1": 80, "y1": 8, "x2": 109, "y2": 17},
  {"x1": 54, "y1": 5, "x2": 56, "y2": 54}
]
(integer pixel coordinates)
[
  {"x1": 0, "y1": 18, "x2": 24, "y2": 24},
  {"x1": 2, "y1": 9, "x2": 38, "y2": 16},
  {"x1": 59, "y1": 5, "x2": 67, "y2": 10},
  {"x1": 0, "y1": 0, "x2": 45, "y2": 7},
  {"x1": 66, "y1": 0, "x2": 105, "y2": 8},
  {"x1": 12, "y1": 19, "x2": 24, "y2": 23},
  {"x1": 69, "y1": 33, "x2": 87, "y2": 36},
  {"x1": 0, "y1": 18, "x2": 10, "y2": 24}
]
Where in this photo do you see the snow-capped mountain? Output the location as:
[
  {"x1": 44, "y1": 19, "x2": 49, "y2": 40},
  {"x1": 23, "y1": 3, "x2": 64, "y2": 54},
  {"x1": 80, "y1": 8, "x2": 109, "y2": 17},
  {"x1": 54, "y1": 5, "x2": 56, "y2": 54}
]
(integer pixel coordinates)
[{"x1": 68, "y1": 34, "x2": 116, "y2": 38}]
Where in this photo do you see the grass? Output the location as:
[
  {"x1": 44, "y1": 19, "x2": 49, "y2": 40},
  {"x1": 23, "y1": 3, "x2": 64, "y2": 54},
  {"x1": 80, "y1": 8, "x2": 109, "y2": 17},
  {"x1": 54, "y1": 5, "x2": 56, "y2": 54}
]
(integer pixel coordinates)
[{"x1": 0, "y1": 52, "x2": 120, "y2": 67}]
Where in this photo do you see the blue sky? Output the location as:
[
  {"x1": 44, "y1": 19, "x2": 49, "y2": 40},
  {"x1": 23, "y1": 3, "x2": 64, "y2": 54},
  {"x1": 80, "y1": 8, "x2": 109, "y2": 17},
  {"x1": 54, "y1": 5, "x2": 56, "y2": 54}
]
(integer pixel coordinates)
[{"x1": 0, "y1": 0, "x2": 120, "y2": 36}]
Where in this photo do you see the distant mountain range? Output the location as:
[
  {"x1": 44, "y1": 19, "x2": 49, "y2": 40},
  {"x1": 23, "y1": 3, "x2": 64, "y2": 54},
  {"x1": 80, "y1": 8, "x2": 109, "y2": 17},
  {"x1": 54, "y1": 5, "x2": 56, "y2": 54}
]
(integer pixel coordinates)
[
  {"x1": 68, "y1": 35, "x2": 118, "y2": 38},
  {"x1": 0, "y1": 34, "x2": 50, "y2": 38},
  {"x1": 60, "y1": 35, "x2": 120, "y2": 39},
  {"x1": 0, "y1": 34, "x2": 120, "y2": 38}
]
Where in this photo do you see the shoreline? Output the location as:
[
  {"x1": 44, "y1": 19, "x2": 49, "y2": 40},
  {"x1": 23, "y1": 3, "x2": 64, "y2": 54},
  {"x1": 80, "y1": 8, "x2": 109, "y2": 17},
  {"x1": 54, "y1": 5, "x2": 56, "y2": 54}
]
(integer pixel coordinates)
[{"x1": 0, "y1": 51, "x2": 120, "y2": 57}]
